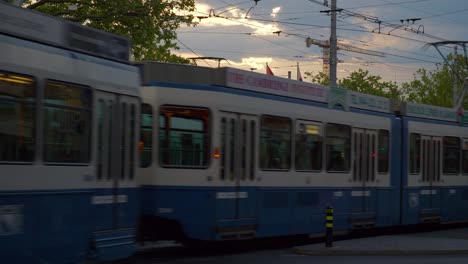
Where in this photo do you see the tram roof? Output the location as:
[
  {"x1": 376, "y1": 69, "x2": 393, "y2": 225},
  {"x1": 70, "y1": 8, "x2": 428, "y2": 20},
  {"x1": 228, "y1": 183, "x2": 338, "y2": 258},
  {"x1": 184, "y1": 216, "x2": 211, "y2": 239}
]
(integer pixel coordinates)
[{"x1": 139, "y1": 61, "x2": 395, "y2": 114}]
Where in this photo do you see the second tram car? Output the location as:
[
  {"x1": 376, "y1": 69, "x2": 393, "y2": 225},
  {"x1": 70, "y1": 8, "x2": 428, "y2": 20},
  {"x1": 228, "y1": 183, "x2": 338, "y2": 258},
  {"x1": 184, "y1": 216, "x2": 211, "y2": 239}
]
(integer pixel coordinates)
[
  {"x1": 400, "y1": 102, "x2": 468, "y2": 225},
  {"x1": 137, "y1": 62, "x2": 400, "y2": 242}
]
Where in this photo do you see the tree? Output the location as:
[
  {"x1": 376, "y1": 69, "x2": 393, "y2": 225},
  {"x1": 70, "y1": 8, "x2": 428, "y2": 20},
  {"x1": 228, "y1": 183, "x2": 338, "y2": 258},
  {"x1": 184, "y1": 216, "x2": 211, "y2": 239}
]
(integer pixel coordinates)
[
  {"x1": 401, "y1": 54, "x2": 468, "y2": 108},
  {"x1": 21, "y1": 0, "x2": 197, "y2": 62},
  {"x1": 303, "y1": 71, "x2": 330, "y2": 86},
  {"x1": 340, "y1": 69, "x2": 403, "y2": 100},
  {"x1": 304, "y1": 69, "x2": 404, "y2": 100}
]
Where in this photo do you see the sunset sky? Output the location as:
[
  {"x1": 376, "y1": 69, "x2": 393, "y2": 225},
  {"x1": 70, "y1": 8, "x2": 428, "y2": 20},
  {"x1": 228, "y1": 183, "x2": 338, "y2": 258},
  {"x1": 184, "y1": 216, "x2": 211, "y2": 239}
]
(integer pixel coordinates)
[{"x1": 174, "y1": 0, "x2": 468, "y2": 84}]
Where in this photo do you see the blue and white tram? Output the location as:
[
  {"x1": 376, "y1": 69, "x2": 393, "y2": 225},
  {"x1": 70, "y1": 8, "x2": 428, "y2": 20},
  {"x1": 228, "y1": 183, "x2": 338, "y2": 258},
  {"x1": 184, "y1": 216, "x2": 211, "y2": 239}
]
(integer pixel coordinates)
[
  {"x1": 138, "y1": 62, "x2": 400, "y2": 241},
  {"x1": 400, "y1": 102, "x2": 468, "y2": 225},
  {"x1": 0, "y1": 3, "x2": 140, "y2": 263}
]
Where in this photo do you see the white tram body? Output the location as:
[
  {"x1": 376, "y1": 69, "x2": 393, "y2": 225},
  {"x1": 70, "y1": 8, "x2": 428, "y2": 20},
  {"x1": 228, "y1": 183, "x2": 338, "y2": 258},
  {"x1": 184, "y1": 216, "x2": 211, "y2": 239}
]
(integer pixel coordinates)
[
  {"x1": 0, "y1": 3, "x2": 140, "y2": 263},
  {"x1": 138, "y1": 62, "x2": 399, "y2": 241},
  {"x1": 400, "y1": 102, "x2": 468, "y2": 224}
]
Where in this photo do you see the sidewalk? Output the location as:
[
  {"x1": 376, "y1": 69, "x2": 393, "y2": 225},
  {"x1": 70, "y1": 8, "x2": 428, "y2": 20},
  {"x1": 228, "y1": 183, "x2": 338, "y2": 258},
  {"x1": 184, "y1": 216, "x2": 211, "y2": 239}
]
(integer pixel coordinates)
[{"x1": 293, "y1": 228, "x2": 468, "y2": 256}]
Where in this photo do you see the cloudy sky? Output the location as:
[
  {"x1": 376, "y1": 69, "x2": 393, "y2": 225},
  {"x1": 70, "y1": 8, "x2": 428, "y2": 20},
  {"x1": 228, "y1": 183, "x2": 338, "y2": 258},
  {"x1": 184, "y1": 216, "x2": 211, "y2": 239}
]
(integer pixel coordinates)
[{"x1": 174, "y1": 0, "x2": 468, "y2": 84}]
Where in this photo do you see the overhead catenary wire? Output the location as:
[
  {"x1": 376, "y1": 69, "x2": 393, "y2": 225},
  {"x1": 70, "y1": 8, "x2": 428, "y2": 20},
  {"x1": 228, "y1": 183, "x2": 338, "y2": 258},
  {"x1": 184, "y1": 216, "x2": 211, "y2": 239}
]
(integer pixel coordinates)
[
  {"x1": 178, "y1": 2, "x2": 458, "y2": 81},
  {"x1": 176, "y1": 39, "x2": 214, "y2": 67},
  {"x1": 343, "y1": 0, "x2": 432, "y2": 10},
  {"x1": 307, "y1": 0, "x2": 448, "y2": 42},
  {"x1": 378, "y1": 0, "x2": 468, "y2": 25},
  {"x1": 180, "y1": 25, "x2": 437, "y2": 74},
  {"x1": 177, "y1": 29, "x2": 439, "y2": 64},
  {"x1": 192, "y1": 8, "x2": 450, "y2": 47}
]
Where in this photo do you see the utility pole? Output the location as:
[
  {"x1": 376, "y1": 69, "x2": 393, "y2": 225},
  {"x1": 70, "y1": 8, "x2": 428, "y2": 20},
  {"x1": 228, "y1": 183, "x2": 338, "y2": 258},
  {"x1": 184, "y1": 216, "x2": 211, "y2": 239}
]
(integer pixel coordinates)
[
  {"x1": 330, "y1": 0, "x2": 338, "y2": 87},
  {"x1": 453, "y1": 46, "x2": 458, "y2": 108}
]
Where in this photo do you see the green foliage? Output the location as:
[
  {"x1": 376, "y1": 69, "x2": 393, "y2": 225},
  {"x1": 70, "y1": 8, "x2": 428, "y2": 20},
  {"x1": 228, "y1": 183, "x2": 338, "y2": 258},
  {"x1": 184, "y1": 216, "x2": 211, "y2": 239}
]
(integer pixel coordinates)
[
  {"x1": 339, "y1": 69, "x2": 403, "y2": 100},
  {"x1": 304, "y1": 69, "x2": 403, "y2": 100},
  {"x1": 303, "y1": 71, "x2": 330, "y2": 86},
  {"x1": 304, "y1": 54, "x2": 468, "y2": 107},
  {"x1": 401, "y1": 54, "x2": 468, "y2": 108},
  {"x1": 23, "y1": 0, "x2": 197, "y2": 62}
]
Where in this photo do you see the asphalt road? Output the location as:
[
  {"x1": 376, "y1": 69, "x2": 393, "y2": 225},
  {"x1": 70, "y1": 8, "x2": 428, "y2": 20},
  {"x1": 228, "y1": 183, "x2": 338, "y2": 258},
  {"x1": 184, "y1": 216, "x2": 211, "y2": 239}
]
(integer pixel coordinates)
[{"x1": 124, "y1": 243, "x2": 468, "y2": 264}]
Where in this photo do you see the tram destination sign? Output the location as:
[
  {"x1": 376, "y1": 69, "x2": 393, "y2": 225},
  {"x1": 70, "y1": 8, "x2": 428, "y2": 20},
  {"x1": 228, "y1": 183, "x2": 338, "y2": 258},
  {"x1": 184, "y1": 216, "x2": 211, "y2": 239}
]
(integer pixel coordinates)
[
  {"x1": 215, "y1": 67, "x2": 328, "y2": 103},
  {"x1": 349, "y1": 91, "x2": 391, "y2": 113},
  {"x1": 401, "y1": 101, "x2": 457, "y2": 122},
  {"x1": 0, "y1": 2, "x2": 130, "y2": 62}
]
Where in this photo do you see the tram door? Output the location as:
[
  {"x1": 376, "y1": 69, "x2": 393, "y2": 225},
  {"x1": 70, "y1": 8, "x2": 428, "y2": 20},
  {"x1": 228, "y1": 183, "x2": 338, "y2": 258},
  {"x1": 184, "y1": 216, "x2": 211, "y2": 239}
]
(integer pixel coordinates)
[
  {"x1": 352, "y1": 128, "x2": 377, "y2": 222},
  {"x1": 217, "y1": 112, "x2": 257, "y2": 222},
  {"x1": 94, "y1": 91, "x2": 139, "y2": 230},
  {"x1": 420, "y1": 135, "x2": 441, "y2": 220}
]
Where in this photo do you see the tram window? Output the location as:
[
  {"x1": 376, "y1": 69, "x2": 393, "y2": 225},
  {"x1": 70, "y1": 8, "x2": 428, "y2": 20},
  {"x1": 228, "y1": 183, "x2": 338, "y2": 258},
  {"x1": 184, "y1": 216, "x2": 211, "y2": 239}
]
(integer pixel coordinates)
[
  {"x1": 378, "y1": 130, "x2": 389, "y2": 173},
  {"x1": 295, "y1": 121, "x2": 322, "y2": 171},
  {"x1": 120, "y1": 103, "x2": 127, "y2": 179},
  {"x1": 43, "y1": 80, "x2": 91, "y2": 163},
  {"x1": 260, "y1": 115, "x2": 291, "y2": 170},
  {"x1": 0, "y1": 71, "x2": 35, "y2": 162},
  {"x1": 159, "y1": 106, "x2": 210, "y2": 167},
  {"x1": 250, "y1": 120, "x2": 256, "y2": 180},
  {"x1": 129, "y1": 104, "x2": 136, "y2": 178},
  {"x1": 462, "y1": 140, "x2": 468, "y2": 174},
  {"x1": 140, "y1": 103, "x2": 153, "y2": 167},
  {"x1": 325, "y1": 123, "x2": 350, "y2": 172},
  {"x1": 220, "y1": 117, "x2": 226, "y2": 180},
  {"x1": 409, "y1": 133, "x2": 420, "y2": 174},
  {"x1": 443, "y1": 136, "x2": 460, "y2": 174}
]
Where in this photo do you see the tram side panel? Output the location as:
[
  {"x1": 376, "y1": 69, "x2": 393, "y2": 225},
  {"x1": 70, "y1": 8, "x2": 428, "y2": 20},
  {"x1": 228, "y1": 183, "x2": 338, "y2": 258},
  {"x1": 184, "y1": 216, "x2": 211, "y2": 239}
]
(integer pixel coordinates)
[
  {"x1": 0, "y1": 34, "x2": 95, "y2": 263},
  {"x1": 137, "y1": 81, "x2": 401, "y2": 241},
  {"x1": 401, "y1": 116, "x2": 468, "y2": 225},
  {"x1": 0, "y1": 31, "x2": 140, "y2": 263}
]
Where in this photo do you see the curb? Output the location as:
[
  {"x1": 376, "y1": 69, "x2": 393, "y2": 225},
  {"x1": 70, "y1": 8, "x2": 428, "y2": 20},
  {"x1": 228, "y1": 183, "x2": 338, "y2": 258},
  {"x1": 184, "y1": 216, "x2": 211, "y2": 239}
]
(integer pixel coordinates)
[{"x1": 293, "y1": 247, "x2": 468, "y2": 256}]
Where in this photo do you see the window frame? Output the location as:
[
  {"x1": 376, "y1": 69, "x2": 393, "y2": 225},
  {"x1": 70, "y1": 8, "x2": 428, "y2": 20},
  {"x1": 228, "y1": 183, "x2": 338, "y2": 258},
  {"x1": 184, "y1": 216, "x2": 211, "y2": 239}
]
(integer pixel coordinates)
[
  {"x1": 259, "y1": 114, "x2": 292, "y2": 171},
  {"x1": 294, "y1": 119, "x2": 323, "y2": 172},
  {"x1": 442, "y1": 136, "x2": 461, "y2": 175},
  {"x1": 409, "y1": 133, "x2": 421, "y2": 174},
  {"x1": 377, "y1": 129, "x2": 390, "y2": 174},
  {"x1": 0, "y1": 70, "x2": 36, "y2": 164},
  {"x1": 140, "y1": 103, "x2": 153, "y2": 168},
  {"x1": 325, "y1": 123, "x2": 351, "y2": 173},
  {"x1": 158, "y1": 105, "x2": 211, "y2": 169},
  {"x1": 42, "y1": 79, "x2": 92, "y2": 165},
  {"x1": 462, "y1": 139, "x2": 468, "y2": 175}
]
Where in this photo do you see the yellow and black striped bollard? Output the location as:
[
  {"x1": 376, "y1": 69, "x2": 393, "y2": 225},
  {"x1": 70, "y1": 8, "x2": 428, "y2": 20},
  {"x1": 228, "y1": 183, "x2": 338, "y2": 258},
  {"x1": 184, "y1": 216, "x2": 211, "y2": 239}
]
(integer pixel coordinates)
[{"x1": 325, "y1": 206, "x2": 334, "y2": 247}]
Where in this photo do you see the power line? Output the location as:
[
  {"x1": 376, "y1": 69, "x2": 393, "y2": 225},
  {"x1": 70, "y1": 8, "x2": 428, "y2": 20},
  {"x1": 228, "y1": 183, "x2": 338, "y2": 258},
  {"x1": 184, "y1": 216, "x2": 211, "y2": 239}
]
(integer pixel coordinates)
[
  {"x1": 249, "y1": 34, "x2": 311, "y2": 55},
  {"x1": 193, "y1": 8, "x2": 443, "y2": 46},
  {"x1": 336, "y1": 35, "x2": 442, "y2": 60},
  {"x1": 212, "y1": 0, "x2": 253, "y2": 12},
  {"x1": 250, "y1": 0, "x2": 432, "y2": 15},
  {"x1": 378, "y1": 0, "x2": 467, "y2": 25},
  {"x1": 178, "y1": 29, "x2": 439, "y2": 63},
  {"x1": 180, "y1": 5, "x2": 456, "y2": 77},
  {"x1": 343, "y1": 0, "x2": 432, "y2": 10},
  {"x1": 176, "y1": 46, "x2": 322, "y2": 59},
  {"x1": 421, "y1": 8, "x2": 468, "y2": 20},
  {"x1": 307, "y1": 0, "x2": 447, "y2": 42},
  {"x1": 176, "y1": 39, "x2": 213, "y2": 67},
  {"x1": 182, "y1": 15, "x2": 442, "y2": 70}
]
